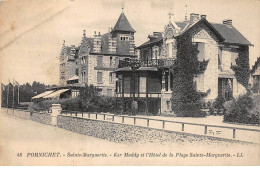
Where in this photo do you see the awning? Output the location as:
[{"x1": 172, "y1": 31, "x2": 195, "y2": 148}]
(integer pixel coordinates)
[
  {"x1": 43, "y1": 89, "x2": 70, "y2": 99},
  {"x1": 67, "y1": 75, "x2": 79, "y2": 81},
  {"x1": 32, "y1": 90, "x2": 54, "y2": 99}
]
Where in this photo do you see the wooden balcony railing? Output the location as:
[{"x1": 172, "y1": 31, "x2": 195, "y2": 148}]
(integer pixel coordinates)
[{"x1": 118, "y1": 59, "x2": 175, "y2": 68}]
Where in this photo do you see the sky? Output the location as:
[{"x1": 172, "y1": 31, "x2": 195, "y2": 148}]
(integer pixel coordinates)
[{"x1": 0, "y1": 0, "x2": 259, "y2": 85}]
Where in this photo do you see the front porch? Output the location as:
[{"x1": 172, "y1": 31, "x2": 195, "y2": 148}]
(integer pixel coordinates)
[{"x1": 115, "y1": 58, "x2": 174, "y2": 115}]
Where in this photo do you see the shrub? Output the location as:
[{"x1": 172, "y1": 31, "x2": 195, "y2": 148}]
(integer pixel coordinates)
[
  {"x1": 224, "y1": 93, "x2": 259, "y2": 124},
  {"x1": 213, "y1": 96, "x2": 226, "y2": 114},
  {"x1": 174, "y1": 102, "x2": 206, "y2": 117}
]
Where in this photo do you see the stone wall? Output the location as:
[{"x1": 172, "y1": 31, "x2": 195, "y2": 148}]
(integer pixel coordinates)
[
  {"x1": 5, "y1": 109, "x2": 51, "y2": 125},
  {"x1": 31, "y1": 112, "x2": 52, "y2": 125},
  {"x1": 56, "y1": 115, "x2": 247, "y2": 145},
  {"x1": 6, "y1": 109, "x2": 31, "y2": 120}
]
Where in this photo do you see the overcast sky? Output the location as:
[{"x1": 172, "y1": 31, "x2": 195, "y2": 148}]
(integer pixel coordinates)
[{"x1": 0, "y1": 0, "x2": 259, "y2": 85}]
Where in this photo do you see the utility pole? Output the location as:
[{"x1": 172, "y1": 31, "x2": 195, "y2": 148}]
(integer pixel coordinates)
[
  {"x1": 7, "y1": 80, "x2": 9, "y2": 113},
  {"x1": 13, "y1": 78, "x2": 14, "y2": 114}
]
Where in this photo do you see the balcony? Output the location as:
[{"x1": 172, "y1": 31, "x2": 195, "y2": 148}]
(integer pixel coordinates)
[{"x1": 118, "y1": 58, "x2": 175, "y2": 68}]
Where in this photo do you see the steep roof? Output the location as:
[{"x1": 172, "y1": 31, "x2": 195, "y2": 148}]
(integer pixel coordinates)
[
  {"x1": 112, "y1": 12, "x2": 135, "y2": 33},
  {"x1": 211, "y1": 23, "x2": 252, "y2": 46},
  {"x1": 136, "y1": 19, "x2": 252, "y2": 49}
]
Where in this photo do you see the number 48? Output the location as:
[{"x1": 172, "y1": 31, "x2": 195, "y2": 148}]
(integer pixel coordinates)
[{"x1": 17, "y1": 153, "x2": 22, "y2": 157}]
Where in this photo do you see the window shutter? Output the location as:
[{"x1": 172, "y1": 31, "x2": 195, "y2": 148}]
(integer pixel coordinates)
[
  {"x1": 97, "y1": 72, "x2": 103, "y2": 83},
  {"x1": 196, "y1": 74, "x2": 204, "y2": 91},
  {"x1": 97, "y1": 56, "x2": 103, "y2": 67},
  {"x1": 197, "y1": 43, "x2": 205, "y2": 61},
  {"x1": 231, "y1": 50, "x2": 238, "y2": 66}
]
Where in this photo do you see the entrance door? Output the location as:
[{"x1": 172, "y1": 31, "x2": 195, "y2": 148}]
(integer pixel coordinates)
[{"x1": 218, "y1": 78, "x2": 233, "y2": 100}]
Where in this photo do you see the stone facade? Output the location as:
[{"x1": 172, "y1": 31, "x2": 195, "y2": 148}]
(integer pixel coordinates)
[
  {"x1": 59, "y1": 44, "x2": 77, "y2": 86},
  {"x1": 190, "y1": 22, "x2": 219, "y2": 101},
  {"x1": 133, "y1": 13, "x2": 252, "y2": 114},
  {"x1": 59, "y1": 12, "x2": 136, "y2": 97}
]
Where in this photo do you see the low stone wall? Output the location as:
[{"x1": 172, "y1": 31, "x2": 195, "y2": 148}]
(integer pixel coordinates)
[
  {"x1": 31, "y1": 112, "x2": 51, "y2": 125},
  {"x1": 57, "y1": 115, "x2": 248, "y2": 145},
  {"x1": 6, "y1": 109, "x2": 31, "y2": 120}
]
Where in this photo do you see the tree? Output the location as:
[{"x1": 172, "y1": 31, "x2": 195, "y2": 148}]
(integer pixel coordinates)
[{"x1": 171, "y1": 34, "x2": 209, "y2": 117}]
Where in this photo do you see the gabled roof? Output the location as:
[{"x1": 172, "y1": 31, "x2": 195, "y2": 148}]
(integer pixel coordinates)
[
  {"x1": 211, "y1": 23, "x2": 252, "y2": 46},
  {"x1": 136, "y1": 18, "x2": 252, "y2": 49},
  {"x1": 112, "y1": 12, "x2": 135, "y2": 33},
  {"x1": 178, "y1": 18, "x2": 225, "y2": 42}
]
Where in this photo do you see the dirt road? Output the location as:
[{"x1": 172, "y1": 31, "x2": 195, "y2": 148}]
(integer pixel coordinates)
[{"x1": 0, "y1": 111, "x2": 259, "y2": 165}]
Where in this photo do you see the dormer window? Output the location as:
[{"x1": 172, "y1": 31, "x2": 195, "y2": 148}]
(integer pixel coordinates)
[{"x1": 231, "y1": 48, "x2": 238, "y2": 66}]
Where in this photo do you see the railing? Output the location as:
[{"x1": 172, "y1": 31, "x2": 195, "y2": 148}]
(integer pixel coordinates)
[
  {"x1": 60, "y1": 110, "x2": 260, "y2": 143},
  {"x1": 118, "y1": 59, "x2": 175, "y2": 68}
]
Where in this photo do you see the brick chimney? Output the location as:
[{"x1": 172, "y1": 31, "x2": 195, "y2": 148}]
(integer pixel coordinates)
[
  {"x1": 93, "y1": 31, "x2": 101, "y2": 53},
  {"x1": 201, "y1": 15, "x2": 206, "y2": 19},
  {"x1": 223, "y1": 19, "x2": 232, "y2": 27},
  {"x1": 190, "y1": 13, "x2": 199, "y2": 23}
]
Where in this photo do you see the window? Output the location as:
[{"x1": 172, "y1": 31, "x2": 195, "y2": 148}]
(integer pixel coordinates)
[
  {"x1": 196, "y1": 74, "x2": 204, "y2": 91},
  {"x1": 218, "y1": 47, "x2": 222, "y2": 66},
  {"x1": 117, "y1": 75, "x2": 122, "y2": 93},
  {"x1": 197, "y1": 43, "x2": 205, "y2": 61},
  {"x1": 139, "y1": 77, "x2": 146, "y2": 93},
  {"x1": 124, "y1": 77, "x2": 131, "y2": 93},
  {"x1": 97, "y1": 56, "x2": 103, "y2": 67},
  {"x1": 107, "y1": 89, "x2": 113, "y2": 97},
  {"x1": 109, "y1": 73, "x2": 113, "y2": 83},
  {"x1": 155, "y1": 50, "x2": 158, "y2": 60},
  {"x1": 231, "y1": 49, "x2": 238, "y2": 66},
  {"x1": 166, "y1": 44, "x2": 169, "y2": 57},
  {"x1": 97, "y1": 72, "x2": 103, "y2": 83},
  {"x1": 110, "y1": 56, "x2": 113, "y2": 67},
  {"x1": 75, "y1": 68, "x2": 79, "y2": 76},
  {"x1": 81, "y1": 73, "x2": 83, "y2": 83},
  {"x1": 83, "y1": 72, "x2": 86, "y2": 83},
  {"x1": 120, "y1": 35, "x2": 129, "y2": 41}
]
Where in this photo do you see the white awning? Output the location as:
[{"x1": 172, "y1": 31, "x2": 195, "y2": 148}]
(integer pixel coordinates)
[
  {"x1": 43, "y1": 89, "x2": 70, "y2": 99},
  {"x1": 67, "y1": 75, "x2": 79, "y2": 81},
  {"x1": 32, "y1": 90, "x2": 54, "y2": 99}
]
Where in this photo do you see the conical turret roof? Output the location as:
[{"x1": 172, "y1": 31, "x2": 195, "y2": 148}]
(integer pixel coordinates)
[{"x1": 112, "y1": 12, "x2": 135, "y2": 33}]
